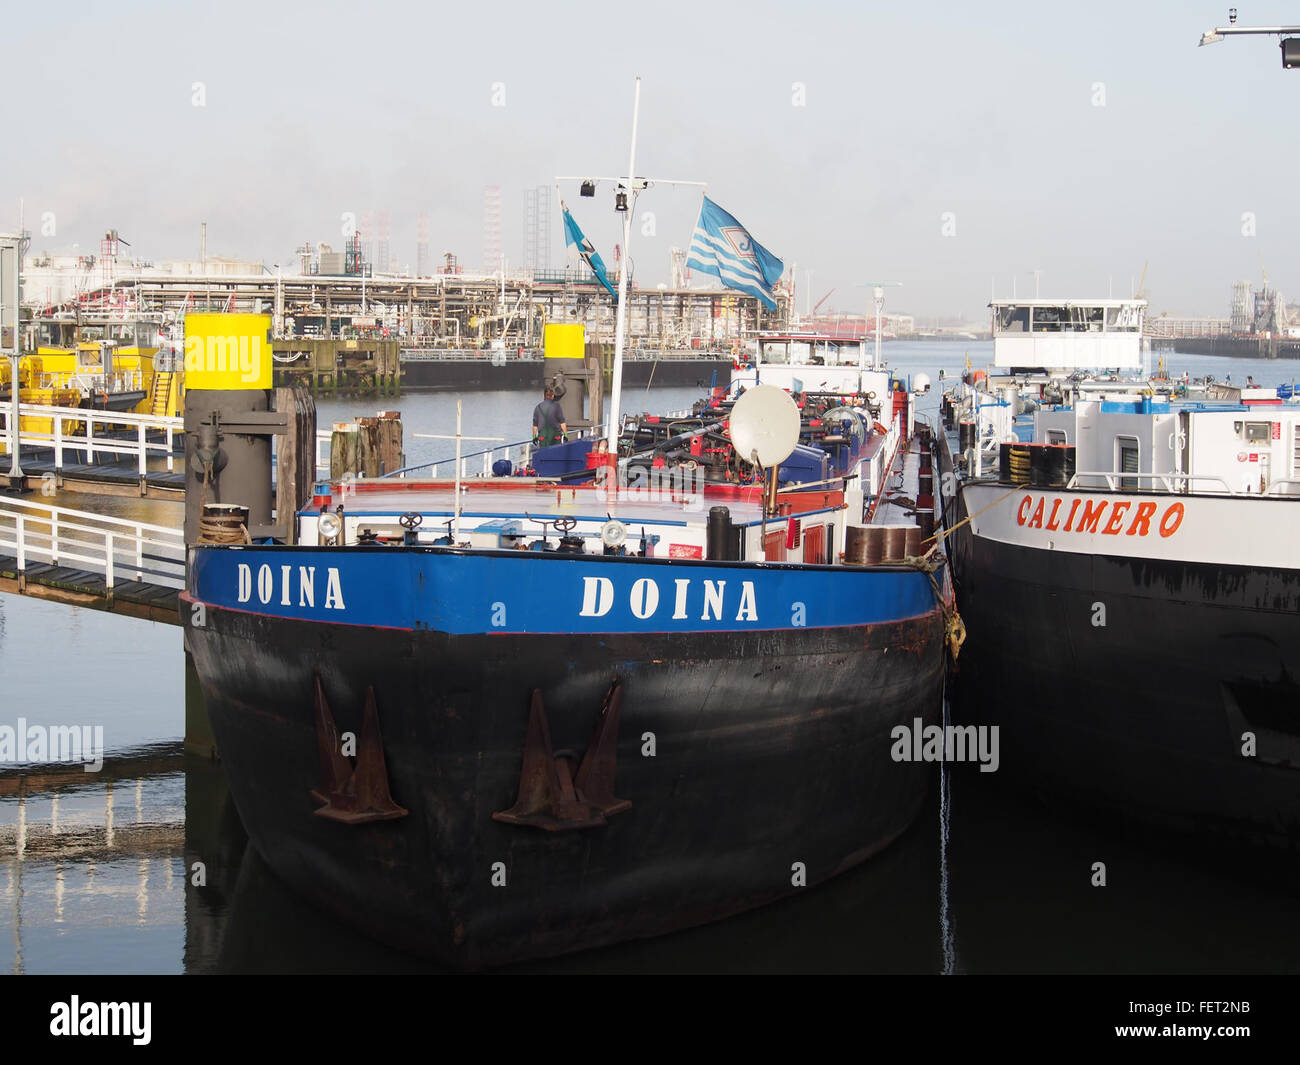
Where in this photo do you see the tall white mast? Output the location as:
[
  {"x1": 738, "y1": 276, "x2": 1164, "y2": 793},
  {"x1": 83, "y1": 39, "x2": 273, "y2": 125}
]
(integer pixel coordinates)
[
  {"x1": 558, "y1": 82, "x2": 705, "y2": 464},
  {"x1": 606, "y1": 76, "x2": 641, "y2": 460},
  {"x1": 856, "y1": 280, "x2": 901, "y2": 379}
]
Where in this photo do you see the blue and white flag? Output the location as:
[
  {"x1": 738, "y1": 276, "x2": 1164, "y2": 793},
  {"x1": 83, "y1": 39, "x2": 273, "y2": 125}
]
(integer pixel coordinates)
[
  {"x1": 685, "y1": 196, "x2": 784, "y2": 310},
  {"x1": 560, "y1": 200, "x2": 617, "y2": 298}
]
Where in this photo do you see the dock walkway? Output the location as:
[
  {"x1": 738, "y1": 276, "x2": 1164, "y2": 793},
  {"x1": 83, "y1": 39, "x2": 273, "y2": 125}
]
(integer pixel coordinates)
[
  {"x1": 0, "y1": 553, "x2": 181, "y2": 623},
  {"x1": 2, "y1": 403, "x2": 188, "y2": 498},
  {"x1": 0, "y1": 496, "x2": 184, "y2": 624},
  {"x1": 0, "y1": 442, "x2": 186, "y2": 498}
]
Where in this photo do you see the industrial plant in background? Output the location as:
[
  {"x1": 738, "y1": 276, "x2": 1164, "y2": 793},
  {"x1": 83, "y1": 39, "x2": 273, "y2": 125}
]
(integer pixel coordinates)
[
  {"x1": 1151, "y1": 276, "x2": 1300, "y2": 359},
  {"x1": 20, "y1": 211, "x2": 785, "y2": 341},
  {"x1": 12, "y1": 217, "x2": 786, "y2": 399}
]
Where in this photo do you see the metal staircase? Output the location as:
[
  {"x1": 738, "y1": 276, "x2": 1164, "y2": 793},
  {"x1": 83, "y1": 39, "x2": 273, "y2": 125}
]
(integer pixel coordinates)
[{"x1": 149, "y1": 371, "x2": 173, "y2": 416}]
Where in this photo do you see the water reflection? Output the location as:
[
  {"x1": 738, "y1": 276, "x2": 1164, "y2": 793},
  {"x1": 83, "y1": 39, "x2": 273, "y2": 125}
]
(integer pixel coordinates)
[
  {"x1": 181, "y1": 750, "x2": 246, "y2": 974},
  {"x1": 0, "y1": 745, "x2": 186, "y2": 974},
  {"x1": 0, "y1": 747, "x2": 949, "y2": 973},
  {"x1": 208, "y1": 784, "x2": 943, "y2": 975},
  {"x1": 4, "y1": 710, "x2": 1300, "y2": 974}
]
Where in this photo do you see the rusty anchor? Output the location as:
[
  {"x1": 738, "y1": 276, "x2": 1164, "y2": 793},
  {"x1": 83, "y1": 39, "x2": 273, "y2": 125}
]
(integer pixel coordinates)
[
  {"x1": 493, "y1": 680, "x2": 632, "y2": 832},
  {"x1": 310, "y1": 675, "x2": 409, "y2": 824}
]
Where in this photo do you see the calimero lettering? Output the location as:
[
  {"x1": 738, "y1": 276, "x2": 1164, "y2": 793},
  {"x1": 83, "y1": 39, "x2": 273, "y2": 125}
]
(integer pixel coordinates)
[{"x1": 1016, "y1": 494, "x2": 1184, "y2": 538}]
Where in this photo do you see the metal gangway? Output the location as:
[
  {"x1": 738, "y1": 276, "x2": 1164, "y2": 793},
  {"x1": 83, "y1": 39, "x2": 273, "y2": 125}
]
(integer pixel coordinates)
[{"x1": 0, "y1": 495, "x2": 185, "y2": 624}]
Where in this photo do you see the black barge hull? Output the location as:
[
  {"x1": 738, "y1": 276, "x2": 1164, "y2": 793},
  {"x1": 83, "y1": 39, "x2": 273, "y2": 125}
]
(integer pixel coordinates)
[
  {"x1": 186, "y1": 603, "x2": 945, "y2": 967},
  {"x1": 938, "y1": 452, "x2": 1300, "y2": 848}
]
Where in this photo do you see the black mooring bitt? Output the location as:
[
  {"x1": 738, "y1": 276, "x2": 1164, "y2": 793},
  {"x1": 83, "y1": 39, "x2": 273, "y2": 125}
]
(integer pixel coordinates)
[
  {"x1": 493, "y1": 680, "x2": 631, "y2": 832},
  {"x1": 310, "y1": 674, "x2": 408, "y2": 824}
]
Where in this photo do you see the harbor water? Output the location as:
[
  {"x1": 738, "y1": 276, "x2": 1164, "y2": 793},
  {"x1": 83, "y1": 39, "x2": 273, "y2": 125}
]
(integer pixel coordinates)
[{"x1": 3, "y1": 342, "x2": 1299, "y2": 973}]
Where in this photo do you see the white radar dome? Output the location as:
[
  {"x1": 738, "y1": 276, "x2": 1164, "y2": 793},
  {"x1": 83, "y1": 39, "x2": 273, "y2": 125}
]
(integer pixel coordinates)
[{"x1": 729, "y1": 384, "x2": 801, "y2": 468}]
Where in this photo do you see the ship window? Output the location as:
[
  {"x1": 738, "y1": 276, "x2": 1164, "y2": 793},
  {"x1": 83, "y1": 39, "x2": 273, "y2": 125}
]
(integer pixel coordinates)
[
  {"x1": 1105, "y1": 306, "x2": 1141, "y2": 331},
  {"x1": 1244, "y1": 421, "x2": 1271, "y2": 443},
  {"x1": 1031, "y1": 306, "x2": 1066, "y2": 332},
  {"x1": 790, "y1": 341, "x2": 812, "y2": 362},
  {"x1": 760, "y1": 341, "x2": 789, "y2": 364},
  {"x1": 831, "y1": 342, "x2": 862, "y2": 365},
  {"x1": 1116, "y1": 436, "x2": 1140, "y2": 490},
  {"x1": 1068, "y1": 306, "x2": 1105, "y2": 331},
  {"x1": 1046, "y1": 429, "x2": 1067, "y2": 445},
  {"x1": 996, "y1": 306, "x2": 1029, "y2": 333}
]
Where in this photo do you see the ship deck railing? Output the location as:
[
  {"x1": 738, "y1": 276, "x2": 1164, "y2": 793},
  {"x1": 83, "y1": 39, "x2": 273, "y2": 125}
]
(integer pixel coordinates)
[
  {"x1": 1067, "y1": 471, "x2": 1300, "y2": 496},
  {"x1": 31, "y1": 369, "x2": 145, "y2": 395},
  {"x1": 385, "y1": 433, "x2": 541, "y2": 479}
]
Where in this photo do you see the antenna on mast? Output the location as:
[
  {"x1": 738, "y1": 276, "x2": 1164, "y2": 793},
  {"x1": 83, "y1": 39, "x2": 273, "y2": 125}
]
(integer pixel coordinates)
[
  {"x1": 554, "y1": 81, "x2": 708, "y2": 495},
  {"x1": 856, "y1": 280, "x2": 902, "y2": 373}
]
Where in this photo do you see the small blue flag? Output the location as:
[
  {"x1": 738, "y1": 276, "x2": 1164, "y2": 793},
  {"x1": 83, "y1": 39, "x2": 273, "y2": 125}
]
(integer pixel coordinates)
[
  {"x1": 685, "y1": 196, "x2": 783, "y2": 310},
  {"x1": 560, "y1": 200, "x2": 617, "y2": 298}
]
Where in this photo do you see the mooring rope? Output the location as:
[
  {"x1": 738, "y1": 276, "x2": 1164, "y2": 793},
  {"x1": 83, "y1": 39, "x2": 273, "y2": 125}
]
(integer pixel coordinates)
[
  {"x1": 923, "y1": 479, "x2": 1026, "y2": 554},
  {"x1": 908, "y1": 555, "x2": 966, "y2": 662},
  {"x1": 196, "y1": 459, "x2": 251, "y2": 545},
  {"x1": 911, "y1": 477, "x2": 1027, "y2": 660},
  {"x1": 893, "y1": 476, "x2": 1027, "y2": 663}
]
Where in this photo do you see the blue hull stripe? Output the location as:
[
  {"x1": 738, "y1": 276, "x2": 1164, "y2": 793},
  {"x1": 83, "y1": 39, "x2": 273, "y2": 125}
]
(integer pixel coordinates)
[{"x1": 190, "y1": 546, "x2": 939, "y2": 636}]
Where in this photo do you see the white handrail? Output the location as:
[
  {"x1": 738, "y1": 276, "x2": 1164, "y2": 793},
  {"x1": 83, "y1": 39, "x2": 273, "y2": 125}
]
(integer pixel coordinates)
[
  {"x1": 6, "y1": 403, "x2": 332, "y2": 480},
  {"x1": 14, "y1": 402, "x2": 180, "y2": 429},
  {"x1": 0, "y1": 497, "x2": 185, "y2": 591},
  {"x1": 0, "y1": 495, "x2": 182, "y2": 537},
  {"x1": 1, "y1": 402, "x2": 181, "y2": 475},
  {"x1": 1068, "y1": 470, "x2": 1235, "y2": 493}
]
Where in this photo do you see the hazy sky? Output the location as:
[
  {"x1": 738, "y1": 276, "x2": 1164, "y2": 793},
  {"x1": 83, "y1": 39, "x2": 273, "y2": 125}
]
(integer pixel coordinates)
[{"x1": 3, "y1": 0, "x2": 1297, "y2": 320}]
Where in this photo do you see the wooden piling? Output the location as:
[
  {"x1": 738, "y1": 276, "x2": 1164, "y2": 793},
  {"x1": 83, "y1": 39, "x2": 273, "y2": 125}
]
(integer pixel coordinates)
[
  {"x1": 330, "y1": 422, "x2": 360, "y2": 481},
  {"x1": 372, "y1": 410, "x2": 404, "y2": 475},
  {"x1": 329, "y1": 411, "x2": 402, "y2": 479},
  {"x1": 274, "y1": 386, "x2": 317, "y2": 545}
]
